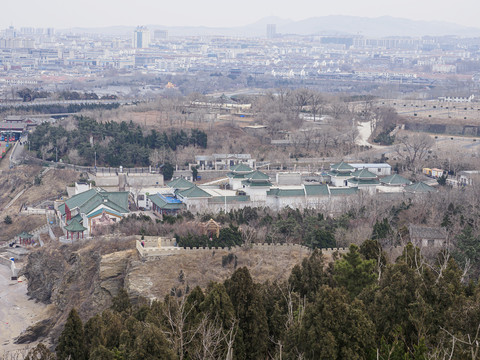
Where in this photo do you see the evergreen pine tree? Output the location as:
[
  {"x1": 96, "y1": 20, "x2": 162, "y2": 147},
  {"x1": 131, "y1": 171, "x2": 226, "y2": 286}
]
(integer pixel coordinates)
[
  {"x1": 225, "y1": 267, "x2": 269, "y2": 360},
  {"x1": 25, "y1": 343, "x2": 55, "y2": 360},
  {"x1": 296, "y1": 285, "x2": 375, "y2": 359},
  {"x1": 372, "y1": 218, "x2": 392, "y2": 240},
  {"x1": 288, "y1": 249, "x2": 328, "y2": 301},
  {"x1": 200, "y1": 283, "x2": 234, "y2": 329},
  {"x1": 111, "y1": 288, "x2": 132, "y2": 314},
  {"x1": 132, "y1": 323, "x2": 177, "y2": 360},
  {"x1": 334, "y1": 244, "x2": 376, "y2": 298},
  {"x1": 56, "y1": 308, "x2": 86, "y2": 360}
]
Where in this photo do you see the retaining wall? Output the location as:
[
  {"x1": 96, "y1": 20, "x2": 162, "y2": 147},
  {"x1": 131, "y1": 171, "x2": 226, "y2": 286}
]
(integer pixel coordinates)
[{"x1": 21, "y1": 207, "x2": 49, "y2": 215}]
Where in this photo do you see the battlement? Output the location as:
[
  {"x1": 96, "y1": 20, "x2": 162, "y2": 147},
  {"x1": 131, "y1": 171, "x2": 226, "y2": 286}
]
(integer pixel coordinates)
[
  {"x1": 135, "y1": 239, "x2": 349, "y2": 258},
  {"x1": 136, "y1": 236, "x2": 176, "y2": 249}
]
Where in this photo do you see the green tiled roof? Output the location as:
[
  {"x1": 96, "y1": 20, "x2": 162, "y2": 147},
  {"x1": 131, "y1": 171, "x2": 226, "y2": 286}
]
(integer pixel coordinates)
[
  {"x1": 64, "y1": 218, "x2": 87, "y2": 232},
  {"x1": 351, "y1": 169, "x2": 378, "y2": 179},
  {"x1": 64, "y1": 188, "x2": 97, "y2": 211},
  {"x1": 148, "y1": 194, "x2": 185, "y2": 210},
  {"x1": 227, "y1": 173, "x2": 247, "y2": 179},
  {"x1": 330, "y1": 187, "x2": 359, "y2": 196},
  {"x1": 209, "y1": 195, "x2": 251, "y2": 203},
  {"x1": 241, "y1": 179, "x2": 272, "y2": 187},
  {"x1": 304, "y1": 184, "x2": 330, "y2": 196},
  {"x1": 64, "y1": 189, "x2": 129, "y2": 216},
  {"x1": 330, "y1": 161, "x2": 354, "y2": 172},
  {"x1": 18, "y1": 231, "x2": 33, "y2": 238},
  {"x1": 80, "y1": 192, "x2": 129, "y2": 215},
  {"x1": 86, "y1": 207, "x2": 124, "y2": 219},
  {"x1": 245, "y1": 170, "x2": 270, "y2": 181},
  {"x1": 348, "y1": 178, "x2": 380, "y2": 185},
  {"x1": 167, "y1": 177, "x2": 194, "y2": 190},
  {"x1": 381, "y1": 174, "x2": 412, "y2": 186},
  {"x1": 267, "y1": 188, "x2": 305, "y2": 197},
  {"x1": 328, "y1": 171, "x2": 353, "y2": 177},
  {"x1": 405, "y1": 182, "x2": 436, "y2": 193},
  {"x1": 230, "y1": 163, "x2": 253, "y2": 173},
  {"x1": 177, "y1": 185, "x2": 211, "y2": 198},
  {"x1": 67, "y1": 214, "x2": 82, "y2": 225}
]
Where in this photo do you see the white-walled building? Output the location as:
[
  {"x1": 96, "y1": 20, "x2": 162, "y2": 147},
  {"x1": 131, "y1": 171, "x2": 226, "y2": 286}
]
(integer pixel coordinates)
[
  {"x1": 241, "y1": 170, "x2": 272, "y2": 203},
  {"x1": 347, "y1": 169, "x2": 380, "y2": 194},
  {"x1": 195, "y1": 154, "x2": 256, "y2": 170},
  {"x1": 328, "y1": 161, "x2": 355, "y2": 187},
  {"x1": 133, "y1": 26, "x2": 151, "y2": 49},
  {"x1": 349, "y1": 163, "x2": 391, "y2": 176}
]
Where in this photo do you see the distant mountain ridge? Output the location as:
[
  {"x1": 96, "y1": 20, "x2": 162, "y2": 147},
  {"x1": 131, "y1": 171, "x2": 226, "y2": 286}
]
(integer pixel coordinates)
[{"x1": 62, "y1": 15, "x2": 480, "y2": 38}]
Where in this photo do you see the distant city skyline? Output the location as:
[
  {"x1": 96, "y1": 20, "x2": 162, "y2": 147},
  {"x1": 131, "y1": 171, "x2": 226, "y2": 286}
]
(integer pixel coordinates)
[{"x1": 2, "y1": 0, "x2": 480, "y2": 30}]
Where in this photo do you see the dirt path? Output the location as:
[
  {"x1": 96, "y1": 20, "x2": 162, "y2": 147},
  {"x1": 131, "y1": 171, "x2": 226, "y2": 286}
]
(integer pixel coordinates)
[
  {"x1": 356, "y1": 120, "x2": 384, "y2": 149},
  {"x1": 4, "y1": 189, "x2": 27, "y2": 210},
  {"x1": 0, "y1": 265, "x2": 50, "y2": 355}
]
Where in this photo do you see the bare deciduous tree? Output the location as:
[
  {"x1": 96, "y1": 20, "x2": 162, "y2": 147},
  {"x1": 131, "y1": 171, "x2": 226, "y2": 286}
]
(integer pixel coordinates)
[
  {"x1": 163, "y1": 295, "x2": 201, "y2": 360},
  {"x1": 395, "y1": 133, "x2": 435, "y2": 172}
]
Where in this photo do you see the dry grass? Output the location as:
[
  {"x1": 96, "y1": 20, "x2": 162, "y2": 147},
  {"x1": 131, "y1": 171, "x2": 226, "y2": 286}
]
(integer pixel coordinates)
[
  {"x1": 0, "y1": 215, "x2": 45, "y2": 243},
  {"x1": 16, "y1": 168, "x2": 77, "y2": 206},
  {"x1": 126, "y1": 245, "x2": 314, "y2": 301},
  {"x1": 0, "y1": 167, "x2": 79, "y2": 243},
  {"x1": 387, "y1": 99, "x2": 480, "y2": 126}
]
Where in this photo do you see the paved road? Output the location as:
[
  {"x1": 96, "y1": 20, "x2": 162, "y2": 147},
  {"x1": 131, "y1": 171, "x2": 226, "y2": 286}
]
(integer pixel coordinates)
[
  {"x1": 8, "y1": 134, "x2": 27, "y2": 168},
  {"x1": 0, "y1": 99, "x2": 127, "y2": 108}
]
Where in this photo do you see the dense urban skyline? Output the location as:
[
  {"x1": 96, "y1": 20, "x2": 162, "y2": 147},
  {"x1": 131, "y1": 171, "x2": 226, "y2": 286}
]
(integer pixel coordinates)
[{"x1": 2, "y1": 0, "x2": 480, "y2": 30}]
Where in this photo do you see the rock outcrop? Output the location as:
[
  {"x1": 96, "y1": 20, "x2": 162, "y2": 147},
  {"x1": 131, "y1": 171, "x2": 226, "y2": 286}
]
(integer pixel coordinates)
[{"x1": 21, "y1": 237, "x2": 136, "y2": 343}]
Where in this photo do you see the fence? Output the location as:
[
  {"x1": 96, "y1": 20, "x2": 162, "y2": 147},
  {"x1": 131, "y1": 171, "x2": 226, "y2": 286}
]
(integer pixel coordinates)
[
  {"x1": 59, "y1": 235, "x2": 92, "y2": 244},
  {"x1": 24, "y1": 156, "x2": 157, "y2": 175}
]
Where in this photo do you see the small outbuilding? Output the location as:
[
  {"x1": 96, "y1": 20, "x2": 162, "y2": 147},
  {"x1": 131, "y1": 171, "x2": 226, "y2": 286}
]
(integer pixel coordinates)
[
  {"x1": 409, "y1": 225, "x2": 447, "y2": 248},
  {"x1": 203, "y1": 219, "x2": 221, "y2": 238},
  {"x1": 64, "y1": 218, "x2": 87, "y2": 240},
  {"x1": 17, "y1": 231, "x2": 34, "y2": 245}
]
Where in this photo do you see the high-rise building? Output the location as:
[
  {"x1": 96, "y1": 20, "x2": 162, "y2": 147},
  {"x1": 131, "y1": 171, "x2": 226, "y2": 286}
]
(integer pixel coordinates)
[
  {"x1": 20, "y1": 27, "x2": 35, "y2": 35},
  {"x1": 133, "y1": 26, "x2": 151, "y2": 48},
  {"x1": 154, "y1": 30, "x2": 168, "y2": 40},
  {"x1": 5, "y1": 26, "x2": 16, "y2": 38},
  {"x1": 266, "y1": 24, "x2": 276, "y2": 39}
]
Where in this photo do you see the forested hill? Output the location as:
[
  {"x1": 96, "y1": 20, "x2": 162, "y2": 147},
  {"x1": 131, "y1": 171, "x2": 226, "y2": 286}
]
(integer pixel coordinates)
[
  {"x1": 28, "y1": 116, "x2": 207, "y2": 167},
  {"x1": 27, "y1": 241, "x2": 480, "y2": 360}
]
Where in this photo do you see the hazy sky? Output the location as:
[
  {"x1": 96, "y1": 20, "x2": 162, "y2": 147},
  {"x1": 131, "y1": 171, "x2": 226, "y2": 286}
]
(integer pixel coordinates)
[{"x1": 2, "y1": 0, "x2": 480, "y2": 29}]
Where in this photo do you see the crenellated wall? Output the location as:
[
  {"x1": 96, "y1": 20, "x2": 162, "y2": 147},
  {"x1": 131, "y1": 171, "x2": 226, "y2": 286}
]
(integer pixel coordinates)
[
  {"x1": 135, "y1": 239, "x2": 408, "y2": 264},
  {"x1": 135, "y1": 240, "x2": 353, "y2": 258}
]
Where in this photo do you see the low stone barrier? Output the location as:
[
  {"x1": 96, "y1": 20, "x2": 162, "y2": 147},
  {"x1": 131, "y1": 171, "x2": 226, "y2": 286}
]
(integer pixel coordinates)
[{"x1": 20, "y1": 207, "x2": 49, "y2": 215}]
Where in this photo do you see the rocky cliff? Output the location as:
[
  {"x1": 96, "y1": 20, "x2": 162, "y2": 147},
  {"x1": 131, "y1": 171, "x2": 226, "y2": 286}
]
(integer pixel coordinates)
[
  {"x1": 20, "y1": 237, "x2": 335, "y2": 345},
  {"x1": 21, "y1": 236, "x2": 135, "y2": 343}
]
